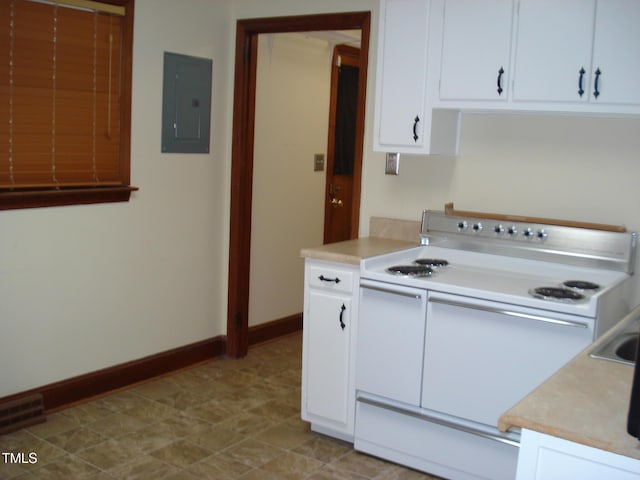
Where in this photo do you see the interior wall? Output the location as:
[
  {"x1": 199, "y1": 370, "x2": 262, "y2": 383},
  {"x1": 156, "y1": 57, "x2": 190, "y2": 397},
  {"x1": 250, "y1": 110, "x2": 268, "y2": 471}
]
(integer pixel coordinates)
[
  {"x1": 249, "y1": 33, "x2": 330, "y2": 327},
  {"x1": 358, "y1": 112, "x2": 640, "y2": 304},
  {"x1": 232, "y1": 1, "x2": 640, "y2": 310},
  {"x1": 3, "y1": 0, "x2": 640, "y2": 399},
  {"x1": 0, "y1": 0, "x2": 234, "y2": 397}
]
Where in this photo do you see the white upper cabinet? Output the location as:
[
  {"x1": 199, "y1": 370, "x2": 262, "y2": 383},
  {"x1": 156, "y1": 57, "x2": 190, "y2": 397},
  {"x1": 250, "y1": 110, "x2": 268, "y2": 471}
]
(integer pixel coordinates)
[
  {"x1": 513, "y1": 0, "x2": 640, "y2": 109},
  {"x1": 439, "y1": 0, "x2": 515, "y2": 102},
  {"x1": 513, "y1": 0, "x2": 595, "y2": 103},
  {"x1": 375, "y1": 0, "x2": 431, "y2": 153},
  {"x1": 374, "y1": 0, "x2": 460, "y2": 155},
  {"x1": 591, "y1": 0, "x2": 640, "y2": 105},
  {"x1": 373, "y1": 0, "x2": 640, "y2": 156}
]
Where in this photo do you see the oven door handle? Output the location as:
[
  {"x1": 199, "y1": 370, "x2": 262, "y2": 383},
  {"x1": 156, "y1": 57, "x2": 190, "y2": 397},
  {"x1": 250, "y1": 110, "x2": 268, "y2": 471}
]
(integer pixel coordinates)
[
  {"x1": 361, "y1": 284, "x2": 423, "y2": 300},
  {"x1": 428, "y1": 297, "x2": 589, "y2": 329}
]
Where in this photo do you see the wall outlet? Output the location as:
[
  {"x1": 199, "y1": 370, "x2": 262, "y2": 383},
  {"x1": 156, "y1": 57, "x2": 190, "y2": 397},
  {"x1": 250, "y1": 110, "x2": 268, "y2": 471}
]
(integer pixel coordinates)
[{"x1": 385, "y1": 152, "x2": 400, "y2": 175}]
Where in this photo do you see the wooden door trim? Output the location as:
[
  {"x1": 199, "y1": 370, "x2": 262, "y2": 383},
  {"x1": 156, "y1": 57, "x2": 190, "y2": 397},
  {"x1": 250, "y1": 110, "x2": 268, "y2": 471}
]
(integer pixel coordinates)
[{"x1": 227, "y1": 11, "x2": 371, "y2": 358}]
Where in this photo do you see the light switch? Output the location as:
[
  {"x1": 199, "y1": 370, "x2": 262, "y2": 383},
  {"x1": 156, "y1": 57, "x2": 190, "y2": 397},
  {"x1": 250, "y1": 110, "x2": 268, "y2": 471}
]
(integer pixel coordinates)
[{"x1": 314, "y1": 154, "x2": 325, "y2": 172}]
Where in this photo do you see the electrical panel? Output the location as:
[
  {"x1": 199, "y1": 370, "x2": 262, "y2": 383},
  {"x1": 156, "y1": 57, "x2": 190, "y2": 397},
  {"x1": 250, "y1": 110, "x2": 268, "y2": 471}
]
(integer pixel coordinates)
[{"x1": 161, "y1": 52, "x2": 212, "y2": 153}]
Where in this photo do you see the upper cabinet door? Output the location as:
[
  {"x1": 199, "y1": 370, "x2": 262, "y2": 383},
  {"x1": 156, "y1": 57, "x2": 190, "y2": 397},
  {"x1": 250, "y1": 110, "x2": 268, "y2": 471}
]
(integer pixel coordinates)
[
  {"x1": 512, "y1": 0, "x2": 596, "y2": 103},
  {"x1": 591, "y1": 0, "x2": 640, "y2": 105},
  {"x1": 375, "y1": 0, "x2": 431, "y2": 152},
  {"x1": 439, "y1": 0, "x2": 515, "y2": 102}
]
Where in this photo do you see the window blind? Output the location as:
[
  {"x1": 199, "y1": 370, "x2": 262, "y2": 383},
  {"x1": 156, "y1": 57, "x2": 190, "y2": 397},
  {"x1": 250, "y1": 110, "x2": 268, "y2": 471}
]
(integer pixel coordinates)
[{"x1": 0, "y1": 0, "x2": 128, "y2": 192}]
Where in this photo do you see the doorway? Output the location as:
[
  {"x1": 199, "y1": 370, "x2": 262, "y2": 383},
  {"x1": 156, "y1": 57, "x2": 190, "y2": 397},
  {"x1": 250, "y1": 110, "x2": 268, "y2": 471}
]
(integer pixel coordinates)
[{"x1": 227, "y1": 12, "x2": 371, "y2": 358}]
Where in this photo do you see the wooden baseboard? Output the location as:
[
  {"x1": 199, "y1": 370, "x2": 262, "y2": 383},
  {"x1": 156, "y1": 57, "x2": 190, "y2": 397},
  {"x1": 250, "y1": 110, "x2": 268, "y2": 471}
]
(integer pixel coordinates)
[
  {"x1": 0, "y1": 336, "x2": 226, "y2": 414},
  {"x1": 248, "y1": 313, "x2": 303, "y2": 346},
  {"x1": 0, "y1": 316, "x2": 302, "y2": 416}
]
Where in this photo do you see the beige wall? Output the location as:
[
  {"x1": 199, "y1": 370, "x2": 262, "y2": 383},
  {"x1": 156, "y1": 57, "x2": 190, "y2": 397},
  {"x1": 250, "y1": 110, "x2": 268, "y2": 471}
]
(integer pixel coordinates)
[
  {"x1": 359, "y1": 113, "x2": 640, "y2": 302},
  {"x1": 360, "y1": 113, "x2": 640, "y2": 230},
  {"x1": 2, "y1": 0, "x2": 639, "y2": 397},
  {"x1": 0, "y1": 0, "x2": 235, "y2": 397},
  {"x1": 249, "y1": 33, "x2": 330, "y2": 326}
]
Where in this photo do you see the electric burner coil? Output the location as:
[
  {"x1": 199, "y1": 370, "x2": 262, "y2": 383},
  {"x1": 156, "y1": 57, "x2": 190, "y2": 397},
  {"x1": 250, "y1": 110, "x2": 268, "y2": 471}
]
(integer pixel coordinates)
[
  {"x1": 414, "y1": 258, "x2": 449, "y2": 268},
  {"x1": 529, "y1": 287, "x2": 585, "y2": 302},
  {"x1": 387, "y1": 265, "x2": 434, "y2": 277},
  {"x1": 562, "y1": 280, "x2": 600, "y2": 291}
]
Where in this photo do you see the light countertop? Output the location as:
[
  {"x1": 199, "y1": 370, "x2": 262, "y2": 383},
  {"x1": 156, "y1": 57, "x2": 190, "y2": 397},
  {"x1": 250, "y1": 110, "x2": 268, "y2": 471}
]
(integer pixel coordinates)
[
  {"x1": 300, "y1": 237, "x2": 417, "y2": 265},
  {"x1": 499, "y1": 307, "x2": 640, "y2": 460}
]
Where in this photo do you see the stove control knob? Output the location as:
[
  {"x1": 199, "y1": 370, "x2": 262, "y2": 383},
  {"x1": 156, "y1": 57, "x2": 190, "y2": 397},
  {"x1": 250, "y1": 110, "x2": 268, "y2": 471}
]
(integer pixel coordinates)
[
  {"x1": 457, "y1": 221, "x2": 468, "y2": 231},
  {"x1": 472, "y1": 222, "x2": 483, "y2": 232},
  {"x1": 507, "y1": 226, "x2": 518, "y2": 236},
  {"x1": 494, "y1": 224, "x2": 505, "y2": 234},
  {"x1": 523, "y1": 228, "x2": 535, "y2": 238},
  {"x1": 537, "y1": 229, "x2": 548, "y2": 240}
]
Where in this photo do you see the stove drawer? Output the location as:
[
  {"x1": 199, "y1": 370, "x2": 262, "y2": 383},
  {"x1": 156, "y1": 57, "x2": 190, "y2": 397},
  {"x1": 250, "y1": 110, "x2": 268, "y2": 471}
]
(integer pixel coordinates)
[
  {"x1": 309, "y1": 264, "x2": 355, "y2": 294},
  {"x1": 355, "y1": 395, "x2": 519, "y2": 480}
]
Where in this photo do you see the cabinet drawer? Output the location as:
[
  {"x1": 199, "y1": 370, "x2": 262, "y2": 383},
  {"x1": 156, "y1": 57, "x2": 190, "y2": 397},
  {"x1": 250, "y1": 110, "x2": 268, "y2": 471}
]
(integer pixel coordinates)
[{"x1": 308, "y1": 265, "x2": 354, "y2": 294}]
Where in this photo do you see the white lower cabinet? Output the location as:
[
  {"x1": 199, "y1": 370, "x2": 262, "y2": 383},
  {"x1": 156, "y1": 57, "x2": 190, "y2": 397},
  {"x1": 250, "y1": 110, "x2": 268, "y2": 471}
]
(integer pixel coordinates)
[
  {"x1": 301, "y1": 259, "x2": 359, "y2": 441},
  {"x1": 517, "y1": 429, "x2": 640, "y2": 480}
]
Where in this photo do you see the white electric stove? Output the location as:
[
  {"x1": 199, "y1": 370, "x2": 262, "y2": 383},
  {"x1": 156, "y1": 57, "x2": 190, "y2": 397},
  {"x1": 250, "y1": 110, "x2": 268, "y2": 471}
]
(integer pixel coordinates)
[{"x1": 354, "y1": 210, "x2": 637, "y2": 480}]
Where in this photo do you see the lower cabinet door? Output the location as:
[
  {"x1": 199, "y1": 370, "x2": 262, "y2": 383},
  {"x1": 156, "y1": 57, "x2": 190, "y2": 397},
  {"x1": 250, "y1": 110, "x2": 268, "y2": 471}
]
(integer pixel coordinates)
[
  {"x1": 304, "y1": 289, "x2": 352, "y2": 429},
  {"x1": 517, "y1": 429, "x2": 640, "y2": 480}
]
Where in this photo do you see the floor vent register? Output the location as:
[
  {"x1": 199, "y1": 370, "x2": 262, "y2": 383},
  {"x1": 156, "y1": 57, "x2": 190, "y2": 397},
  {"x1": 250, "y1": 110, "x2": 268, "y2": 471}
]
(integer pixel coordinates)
[{"x1": 0, "y1": 393, "x2": 45, "y2": 435}]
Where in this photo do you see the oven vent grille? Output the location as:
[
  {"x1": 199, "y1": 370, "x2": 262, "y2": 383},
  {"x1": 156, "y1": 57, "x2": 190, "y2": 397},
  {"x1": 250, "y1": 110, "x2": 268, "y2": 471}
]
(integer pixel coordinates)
[{"x1": 0, "y1": 394, "x2": 45, "y2": 435}]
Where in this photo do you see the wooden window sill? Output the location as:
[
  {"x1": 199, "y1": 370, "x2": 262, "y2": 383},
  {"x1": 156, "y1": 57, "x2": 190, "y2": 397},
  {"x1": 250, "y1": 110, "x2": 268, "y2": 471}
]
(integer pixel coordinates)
[{"x1": 0, "y1": 186, "x2": 139, "y2": 210}]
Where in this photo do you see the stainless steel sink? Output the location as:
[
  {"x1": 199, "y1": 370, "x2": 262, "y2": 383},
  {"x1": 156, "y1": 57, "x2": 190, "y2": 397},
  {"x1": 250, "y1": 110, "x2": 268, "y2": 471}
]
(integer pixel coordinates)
[
  {"x1": 590, "y1": 315, "x2": 639, "y2": 366},
  {"x1": 615, "y1": 334, "x2": 639, "y2": 362}
]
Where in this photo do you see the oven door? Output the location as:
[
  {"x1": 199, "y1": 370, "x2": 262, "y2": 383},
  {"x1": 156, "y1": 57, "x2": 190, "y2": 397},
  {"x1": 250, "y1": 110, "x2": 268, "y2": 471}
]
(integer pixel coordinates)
[
  {"x1": 356, "y1": 280, "x2": 427, "y2": 406},
  {"x1": 421, "y1": 292, "x2": 595, "y2": 428}
]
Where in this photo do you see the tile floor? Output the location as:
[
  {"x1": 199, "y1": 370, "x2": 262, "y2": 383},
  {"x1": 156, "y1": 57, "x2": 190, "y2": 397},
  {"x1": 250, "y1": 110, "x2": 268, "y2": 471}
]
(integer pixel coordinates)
[{"x1": 0, "y1": 333, "x2": 440, "y2": 480}]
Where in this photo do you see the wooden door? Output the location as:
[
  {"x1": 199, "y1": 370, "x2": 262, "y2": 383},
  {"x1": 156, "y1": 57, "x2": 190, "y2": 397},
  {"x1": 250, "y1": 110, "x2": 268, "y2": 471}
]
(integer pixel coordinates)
[{"x1": 324, "y1": 45, "x2": 362, "y2": 244}]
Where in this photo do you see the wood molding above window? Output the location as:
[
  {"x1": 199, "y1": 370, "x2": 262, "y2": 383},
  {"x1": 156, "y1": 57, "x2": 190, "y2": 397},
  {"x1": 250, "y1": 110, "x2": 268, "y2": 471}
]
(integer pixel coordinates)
[{"x1": 0, "y1": 0, "x2": 136, "y2": 210}]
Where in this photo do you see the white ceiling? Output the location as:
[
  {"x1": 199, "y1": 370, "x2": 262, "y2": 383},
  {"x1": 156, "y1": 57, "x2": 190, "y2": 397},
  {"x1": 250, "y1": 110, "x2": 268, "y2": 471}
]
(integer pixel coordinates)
[{"x1": 302, "y1": 30, "x2": 361, "y2": 48}]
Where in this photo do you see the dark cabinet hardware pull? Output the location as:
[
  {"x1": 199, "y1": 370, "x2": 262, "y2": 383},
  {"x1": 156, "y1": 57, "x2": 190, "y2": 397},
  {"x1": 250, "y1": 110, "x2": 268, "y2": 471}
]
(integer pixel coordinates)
[
  {"x1": 578, "y1": 67, "x2": 585, "y2": 97},
  {"x1": 593, "y1": 68, "x2": 601, "y2": 98},
  {"x1": 318, "y1": 275, "x2": 340, "y2": 284},
  {"x1": 339, "y1": 303, "x2": 346, "y2": 330},
  {"x1": 497, "y1": 67, "x2": 505, "y2": 95},
  {"x1": 412, "y1": 116, "x2": 420, "y2": 142}
]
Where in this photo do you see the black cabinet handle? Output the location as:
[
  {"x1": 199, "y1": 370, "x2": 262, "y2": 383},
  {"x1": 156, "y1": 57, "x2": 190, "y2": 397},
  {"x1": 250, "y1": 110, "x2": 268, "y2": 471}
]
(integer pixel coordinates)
[
  {"x1": 318, "y1": 275, "x2": 340, "y2": 284},
  {"x1": 578, "y1": 67, "x2": 585, "y2": 97},
  {"x1": 593, "y1": 68, "x2": 601, "y2": 98},
  {"x1": 497, "y1": 67, "x2": 504, "y2": 95},
  {"x1": 412, "y1": 116, "x2": 420, "y2": 142},
  {"x1": 339, "y1": 303, "x2": 346, "y2": 330}
]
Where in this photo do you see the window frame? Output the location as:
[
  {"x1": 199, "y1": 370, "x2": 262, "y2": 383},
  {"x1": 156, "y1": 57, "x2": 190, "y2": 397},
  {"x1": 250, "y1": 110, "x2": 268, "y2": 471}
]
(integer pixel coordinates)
[{"x1": 0, "y1": 0, "x2": 136, "y2": 211}]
